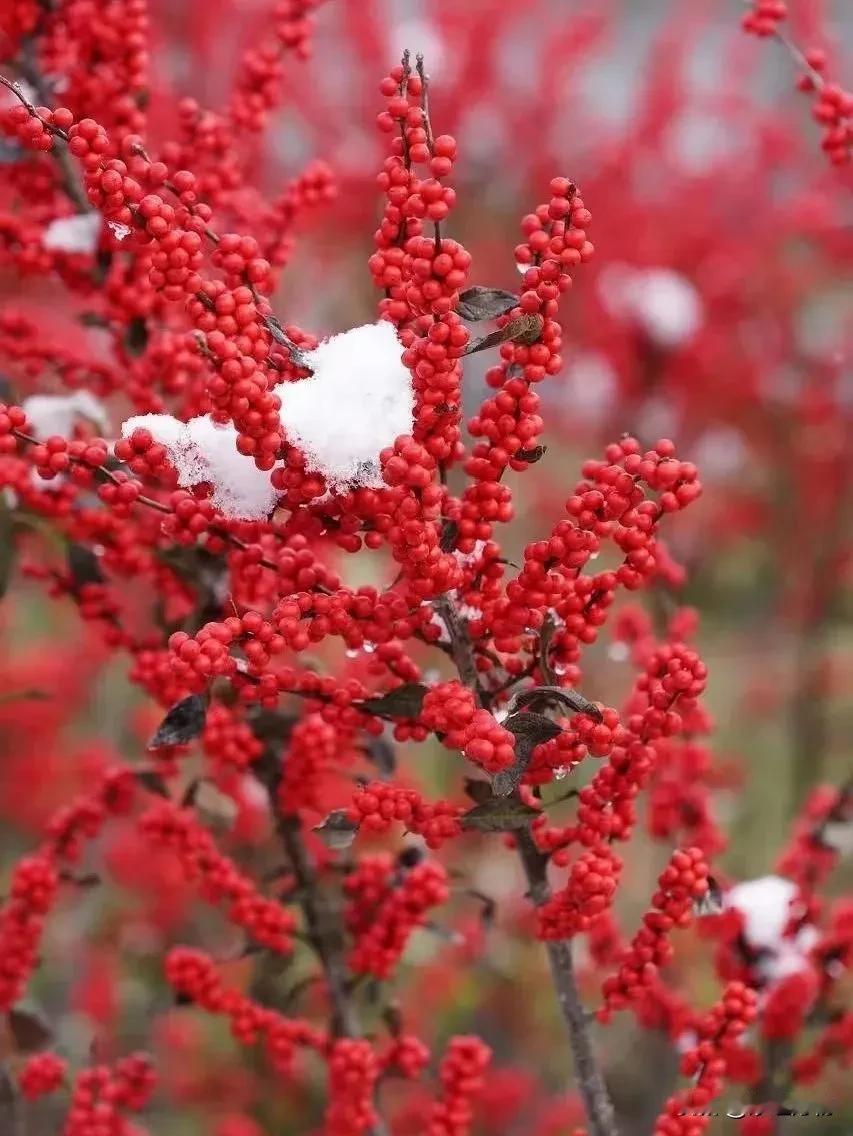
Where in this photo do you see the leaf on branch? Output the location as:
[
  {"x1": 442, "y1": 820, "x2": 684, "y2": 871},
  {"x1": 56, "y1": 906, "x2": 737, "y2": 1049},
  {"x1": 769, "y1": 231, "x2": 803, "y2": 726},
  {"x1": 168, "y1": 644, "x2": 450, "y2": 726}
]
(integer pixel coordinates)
[
  {"x1": 148, "y1": 693, "x2": 207, "y2": 749},
  {"x1": 67, "y1": 542, "x2": 104, "y2": 589},
  {"x1": 461, "y1": 313, "x2": 543, "y2": 357},
  {"x1": 359, "y1": 682, "x2": 428, "y2": 719},
  {"x1": 124, "y1": 316, "x2": 149, "y2": 358},
  {"x1": 464, "y1": 777, "x2": 495, "y2": 805},
  {"x1": 362, "y1": 732, "x2": 396, "y2": 779},
  {"x1": 491, "y1": 711, "x2": 564, "y2": 797},
  {"x1": 515, "y1": 444, "x2": 547, "y2": 464},
  {"x1": 439, "y1": 518, "x2": 460, "y2": 552},
  {"x1": 456, "y1": 286, "x2": 518, "y2": 322},
  {"x1": 7, "y1": 1006, "x2": 53, "y2": 1053},
  {"x1": 693, "y1": 876, "x2": 724, "y2": 917},
  {"x1": 461, "y1": 797, "x2": 540, "y2": 832},
  {"x1": 135, "y1": 768, "x2": 171, "y2": 798},
  {"x1": 313, "y1": 810, "x2": 359, "y2": 850},
  {"x1": 510, "y1": 685, "x2": 603, "y2": 721}
]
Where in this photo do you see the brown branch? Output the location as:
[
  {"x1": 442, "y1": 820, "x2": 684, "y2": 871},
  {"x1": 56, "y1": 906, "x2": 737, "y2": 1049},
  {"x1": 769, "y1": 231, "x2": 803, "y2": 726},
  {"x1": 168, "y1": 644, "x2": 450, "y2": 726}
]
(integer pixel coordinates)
[
  {"x1": 438, "y1": 591, "x2": 619, "y2": 1136},
  {"x1": 516, "y1": 829, "x2": 620, "y2": 1136}
]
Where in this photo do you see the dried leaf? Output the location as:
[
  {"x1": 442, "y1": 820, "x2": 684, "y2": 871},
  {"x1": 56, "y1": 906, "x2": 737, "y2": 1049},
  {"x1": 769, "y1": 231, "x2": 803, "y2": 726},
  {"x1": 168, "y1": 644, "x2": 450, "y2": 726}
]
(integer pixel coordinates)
[
  {"x1": 124, "y1": 316, "x2": 149, "y2": 358},
  {"x1": 67, "y1": 542, "x2": 104, "y2": 589},
  {"x1": 515, "y1": 444, "x2": 547, "y2": 463},
  {"x1": 135, "y1": 768, "x2": 170, "y2": 798},
  {"x1": 7, "y1": 1006, "x2": 53, "y2": 1053},
  {"x1": 463, "y1": 778, "x2": 494, "y2": 805},
  {"x1": 313, "y1": 810, "x2": 359, "y2": 850},
  {"x1": 693, "y1": 876, "x2": 724, "y2": 917},
  {"x1": 439, "y1": 518, "x2": 460, "y2": 552},
  {"x1": 461, "y1": 797, "x2": 539, "y2": 832},
  {"x1": 456, "y1": 286, "x2": 518, "y2": 322},
  {"x1": 148, "y1": 693, "x2": 207, "y2": 749},
  {"x1": 510, "y1": 685, "x2": 603, "y2": 720},
  {"x1": 491, "y1": 711, "x2": 564, "y2": 797},
  {"x1": 363, "y1": 733, "x2": 396, "y2": 779},
  {"x1": 359, "y1": 683, "x2": 428, "y2": 719}
]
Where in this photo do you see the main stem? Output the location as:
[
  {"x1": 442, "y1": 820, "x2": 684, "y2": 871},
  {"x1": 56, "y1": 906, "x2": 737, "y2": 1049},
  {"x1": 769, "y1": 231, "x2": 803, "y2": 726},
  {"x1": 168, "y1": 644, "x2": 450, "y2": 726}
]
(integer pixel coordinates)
[
  {"x1": 439, "y1": 592, "x2": 619, "y2": 1136},
  {"x1": 516, "y1": 829, "x2": 619, "y2": 1136}
]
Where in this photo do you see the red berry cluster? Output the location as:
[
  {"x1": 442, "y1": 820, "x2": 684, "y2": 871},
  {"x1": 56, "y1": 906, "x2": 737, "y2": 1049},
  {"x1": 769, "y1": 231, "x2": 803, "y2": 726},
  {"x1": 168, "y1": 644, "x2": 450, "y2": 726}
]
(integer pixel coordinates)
[
  {"x1": 348, "y1": 782, "x2": 463, "y2": 849},
  {"x1": 654, "y1": 982, "x2": 759, "y2": 1134},
  {"x1": 599, "y1": 847, "x2": 711, "y2": 1021},
  {"x1": 741, "y1": 1, "x2": 787, "y2": 37},
  {"x1": 346, "y1": 854, "x2": 449, "y2": 979},
  {"x1": 165, "y1": 946, "x2": 324, "y2": 1073},
  {"x1": 139, "y1": 801, "x2": 295, "y2": 951},
  {"x1": 537, "y1": 846, "x2": 622, "y2": 940},
  {"x1": 18, "y1": 1051, "x2": 68, "y2": 1099},
  {"x1": 428, "y1": 1036, "x2": 492, "y2": 1136},
  {"x1": 63, "y1": 1053, "x2": 155, "y2": 1136},
  {"x1": 420, "y1": 681, "x2": 515, "y2": 774},
  {"x1": 325, "y1": 1039, "x2": 380, "y2": 1136},
  {"x1": 0, "y1": 855, "x2": 59, "y2": 1011}
]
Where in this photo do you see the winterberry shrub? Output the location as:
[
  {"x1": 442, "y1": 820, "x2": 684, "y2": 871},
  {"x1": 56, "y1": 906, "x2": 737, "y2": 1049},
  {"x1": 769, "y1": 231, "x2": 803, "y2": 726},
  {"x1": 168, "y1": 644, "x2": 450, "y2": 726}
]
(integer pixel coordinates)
[{"x1": 0, "y1": 4, "x2": 851, "y2": 1136}]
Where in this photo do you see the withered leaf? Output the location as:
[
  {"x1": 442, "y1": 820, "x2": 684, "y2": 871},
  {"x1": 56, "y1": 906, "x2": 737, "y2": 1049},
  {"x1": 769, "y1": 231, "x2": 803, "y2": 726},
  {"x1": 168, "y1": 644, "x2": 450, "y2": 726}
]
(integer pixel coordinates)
[
  {"x1": 461, "y1": 797, "x2": 540, "y2": 832},
  {"x1": 439, "y1": 518, "x2": 460, "y2": 552},
  {"x1": 8, "y1": 1006, "x2": 53, "y2": 1053},
  {"x1": 363, "y1": 733, "x2": 396, "y2": 779},
  {"x1": 135, "y1": 768, "x2": 170, "y2": 798},
  {"x1": 463, "y1": 778, "x2": 494, "y2": 805},
  {"x1": 515, "y1": 444, "x2": 547, "y2": 464},
  {"x1": 67, "y1": 542, "x2": 104, "y2": 589},
  {"x1": 511, "y1": 685, "x2": 603, "y2": 721},
  {"x1": 456, "y1": 286, "x2": 518, "y2": 322},
  {"x1": 492, "y1": 711, "x2": 564, "y2": 797},
  {"x1": 124, "y1": 316, "x2": 149, "y2": 357},
  {"x1": 313, "y1": 810, "x2": 359, "y2": 850},
  {"x1": 148, "y1": 693, "x2": 207, "y2": 749},
  {"x1": 359, "y1": 683, "x2": 428, "y2": 720},
  {"x1": 693, "y1": 876, "x2": 724, "y2": 917}
]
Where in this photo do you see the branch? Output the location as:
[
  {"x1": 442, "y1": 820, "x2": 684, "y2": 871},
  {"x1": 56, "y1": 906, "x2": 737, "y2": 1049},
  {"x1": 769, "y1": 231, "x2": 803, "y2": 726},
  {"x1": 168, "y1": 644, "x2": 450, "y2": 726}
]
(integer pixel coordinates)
[
  {"x1": 439, "y1": 592, "x2": 619, "y2": 1136},
  {"x1": 516, "y1": 829, "x2": 620, "y2": 1136}
]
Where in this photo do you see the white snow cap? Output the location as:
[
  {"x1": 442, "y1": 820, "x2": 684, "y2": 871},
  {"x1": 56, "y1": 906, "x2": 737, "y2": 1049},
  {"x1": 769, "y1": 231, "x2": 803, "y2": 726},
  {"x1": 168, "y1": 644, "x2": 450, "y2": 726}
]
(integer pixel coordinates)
[
  {"x1": 275, "y1": 320, "x2": 413, "y2": 491},
  {"x1": 118, "y1": 321, "x2": 413, "y2": 519},
  {"x1": 23, "y1": 390, "x2": 108, "y2": 438},
  {"x1": 43, "y1": 212, "x2": 101, "y2": 255},
  {"x1": 122, "y1": 414, "x2": 279, "y2": 520},
  {"x1": 726, "y1": 874, "x2": 816, "y2": 983},
  {"x1": 600, "y1": 264, "x2": 703, "y2": 348}
]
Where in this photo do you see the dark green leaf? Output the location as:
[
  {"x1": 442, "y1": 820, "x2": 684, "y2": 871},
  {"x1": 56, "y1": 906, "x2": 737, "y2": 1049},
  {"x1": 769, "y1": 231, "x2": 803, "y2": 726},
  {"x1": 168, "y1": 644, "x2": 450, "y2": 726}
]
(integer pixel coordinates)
[
  {"x1": 515, "y1": 444, "x2": 547, "y2": 463},
  {"x1": 463, "y1": 777, "x2": 494, "y2": 805},
  {"x1": 124, "y1": 317, "x2": 149, "y2": 357},
  {"x1": 313, "y1": 810, "x2": 359, "y2": 850},
  {"x1": 67, "y1": 542, "x2": 104, "y2": 589},
  {"x1": 359, "y1": 683, "x2": 428, "y2": 719},
  {"x1": 439, "y1": 519, "x2": 459, "y2": 552},
  {"x1": 7, "y1": 1006, "x2": 53, "y2": 1053},
  {"x1": 492, "y1": 711, "x2": 564, "y2": 797},
  {"x1": 363, "y1": 733, "x2": 396, "y2": 779},
  {"x1": 135, "y1": 768, "x2": 171, "y2": 797},
  {"x1": 456, "y1": 286, "x2": 518, "y2": 322},
  {"x1": 148, "y1": 693, "x2": 207, "y2": 748},
  {"x1": 510, "y1": 685, "x2": 602, "y2": 720},
  {"x1": 461, "y1": 797, "x2": 540, "y2": 832}
]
